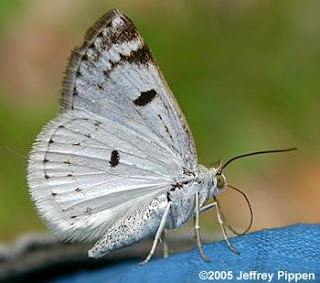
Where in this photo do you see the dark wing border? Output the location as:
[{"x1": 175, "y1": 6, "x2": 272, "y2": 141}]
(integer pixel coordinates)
[{"x1": 60, "y1": 9, "x2": 155, "y2": 112}]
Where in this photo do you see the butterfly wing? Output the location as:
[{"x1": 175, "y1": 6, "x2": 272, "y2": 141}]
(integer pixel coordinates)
[
  {"x1": 61, "y1": 9, "x2": 197, "y2": 169},
  {"x1": 27, "y1": 9, "x2": 197, "y2": 242}
]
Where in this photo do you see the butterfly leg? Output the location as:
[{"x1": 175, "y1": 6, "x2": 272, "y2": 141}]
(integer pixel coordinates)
[
  {"x1": 162, "y1": 229, "x2": 169, "y2": 258},
  {"x1": 213, "y1": 197, "x2": 239, "y2": 255},
  {"x1": 140, "y1": 202, "x2": 171, "y2": 265},
  {"x1": 193, "y1": 202, "x2": 216, "y2": 241},
  {"x1": 194, "y1": 192, "x2": 210, "y2": 262}
]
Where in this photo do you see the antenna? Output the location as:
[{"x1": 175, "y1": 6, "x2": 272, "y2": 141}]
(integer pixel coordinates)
[{"x1": 221, "y1": 147, "x2": 297, "y2": 170}]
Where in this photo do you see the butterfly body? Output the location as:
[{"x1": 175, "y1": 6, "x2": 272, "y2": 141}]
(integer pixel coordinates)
[{"x1": 166, "y1": 165, "x2": 220, "y2": 229}]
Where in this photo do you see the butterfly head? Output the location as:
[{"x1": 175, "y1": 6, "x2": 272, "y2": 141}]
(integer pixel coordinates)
[
  {"x1": 202, "y1": 165, "x2": 227, "y2": 198},
  {"x1": 210, "y1": 166, "x2": 227, "y2": 196},
  {"x1": 215, "y1": 170, "x2": 227, "y2": 190},
  {"x1": 205, "y1": 159, "x2": 227, "y2": 195}
]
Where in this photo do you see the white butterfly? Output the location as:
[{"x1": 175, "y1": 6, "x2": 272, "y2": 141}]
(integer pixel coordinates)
[{"x1": 27, "y1": 9, "x2": 295, "y2": 264}]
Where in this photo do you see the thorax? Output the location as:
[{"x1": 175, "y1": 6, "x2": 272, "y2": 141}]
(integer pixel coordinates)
[{"x1": 166, "y1": 165, "x2": 215, "y2": 229}]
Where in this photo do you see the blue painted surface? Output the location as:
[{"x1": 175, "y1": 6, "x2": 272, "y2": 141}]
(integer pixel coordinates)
[{"x1": 52, "y1": 224, "x2": 320, "y2": 283}]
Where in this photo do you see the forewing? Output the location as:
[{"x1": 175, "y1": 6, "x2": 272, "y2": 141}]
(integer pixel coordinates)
[{"x1": 61, "y1": 9, "x2": 197, "y2": 170}]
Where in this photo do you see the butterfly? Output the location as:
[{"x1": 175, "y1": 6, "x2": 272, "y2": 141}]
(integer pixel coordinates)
[{"x1": 27, "y1": 9, "x2": 296, "y2": 264}]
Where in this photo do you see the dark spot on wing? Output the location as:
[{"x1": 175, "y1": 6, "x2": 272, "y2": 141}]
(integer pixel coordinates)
[
  {"x1": 97, "y1": 83, "x2": 104, "y2": 90},
  {"x1": 126, "y1": 45, "x2": 152, "y2": 65},
  {"x1": 110, "y1": 23, "x2": 138, "y2": 44},
  {"x1": 76, "y1": 69, "x2": 82, "y2": 77},
  {"x1": 109, "y1": 150, "x2": 120, "y2": 167},
  {"x1": 45, "y1": 174, "x2": 50, "y2": 179},
  {"x1": 85, "y1": 133, "x2": 92, "y2": 138},
  {"x1": 51, "y1": 192, "x2": 57, "y2": 196},
  {"x1": 67, "y1": 174, "x2": 73, "y2": 177},
  {"x1": 73, "y1": 142, "x2": 80, "y2": 146},
  {"x1": 64, "y1": 161, "x2": 71, "y2": 165},
  {"x1": 49, "y1": 138, "x2": 54, "y2": 144},
  {"x1": 59, "y1": 125, "x2": 65, "y2": 128},
  {"x1": 171, "y1": 180, "x2": 191, "y2": 191},
  {"x1": 134, "y1": 89, "x2": 157, "y2": 106},
  {"x1": 102, "y1": 44, "x2": 152, "y2": 78},
  {"x1": 70, "y1": 215, "x2": 77, "y2": 219},
  {"x1": 96, "y1": 32, "x2": 104, "y2": 39},
  {"x1": 83, "y1": 53, "x2": 88, "y2": 61},
  {"x1": 166, "y1": 192, "x2": 172, "y2": 202},
  {"x1": 106, "y1": 20, "x2": 112, "y2": 28},
  {"x1": 75, "y1": 187, "x2": 82, "y2": 192},
  {"x1": 165, "y1": 125, "x2": 173, "y2": 140},
  {"x1": 171, "y1": 183, "x2": 183, "y2": 191},
  {"x1": 43, "y1": 158, "x2": 49, "y2": 163},
  {"x1": 103, "y1": 70, "x2": 110, "y2": 78}
]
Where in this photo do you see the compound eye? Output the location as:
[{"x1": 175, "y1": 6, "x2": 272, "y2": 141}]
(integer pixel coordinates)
[{"x1": 216, "y1": 174, "x2": 225, "y2": 189}]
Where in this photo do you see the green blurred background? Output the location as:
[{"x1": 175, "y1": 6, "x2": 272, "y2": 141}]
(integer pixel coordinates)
[{"x1": 0, "y1": 0, "x2": 319, "y2": 243}]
